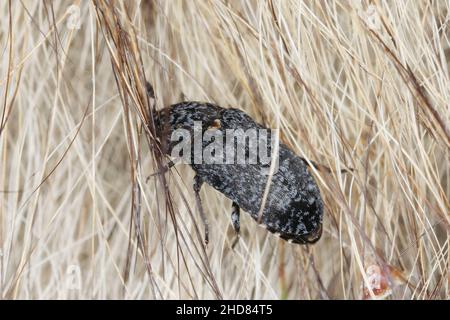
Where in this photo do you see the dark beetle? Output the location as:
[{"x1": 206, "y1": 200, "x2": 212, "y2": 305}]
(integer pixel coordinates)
[{"x1": 152, "y1": 100, "x2": 323, "y2": 245}]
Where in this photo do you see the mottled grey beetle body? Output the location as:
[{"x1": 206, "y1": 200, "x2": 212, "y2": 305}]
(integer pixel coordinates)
[{"x1": 154, "y1": 102, "x2": 323, "y2": 244}]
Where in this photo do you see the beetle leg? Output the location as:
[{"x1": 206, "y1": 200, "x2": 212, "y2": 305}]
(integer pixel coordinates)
[
  {"x1": 193, "y1": 175, "x2": 209, "y2": 245},
  {"x1": 231, "y1": 202, "x2": 240, "y2": 248},
  {"x1": 146, "y1": 160, "x2": 176, "y2": 182},
  {"x1": 231, "y1": 202, "x2": 240, "y2": 233}
]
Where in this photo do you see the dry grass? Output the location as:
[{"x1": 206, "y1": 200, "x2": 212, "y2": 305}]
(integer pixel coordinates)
[{"x1": 0, "y1": 0, "x2": 449, "y2": 299}]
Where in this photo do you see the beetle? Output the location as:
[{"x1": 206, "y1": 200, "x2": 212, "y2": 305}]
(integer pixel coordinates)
[{"x1": 150, "y1": 93, "x2": 323, "y2": 246}]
